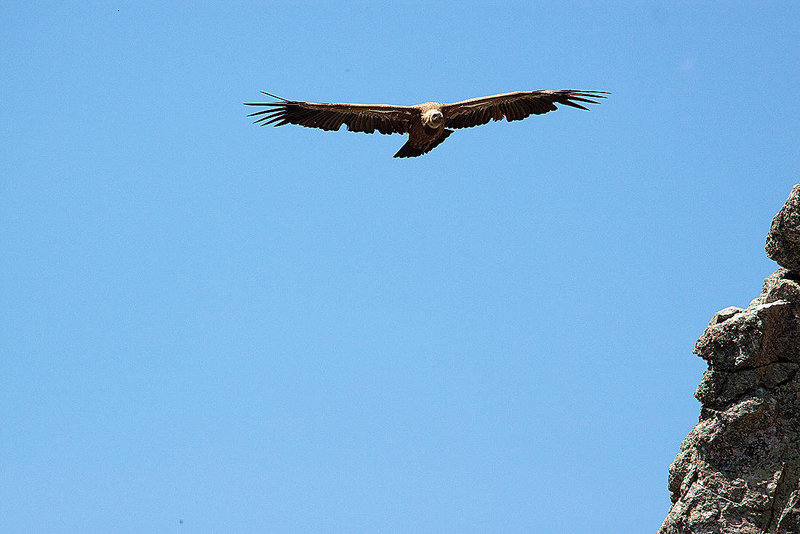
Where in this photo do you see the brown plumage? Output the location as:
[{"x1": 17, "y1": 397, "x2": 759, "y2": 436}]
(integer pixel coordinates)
[{"x1": 245, "y1": 90, "x2": 607, "y2": 158}]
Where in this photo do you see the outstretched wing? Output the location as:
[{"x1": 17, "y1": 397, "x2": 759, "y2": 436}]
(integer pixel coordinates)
[
  {"x1": 442, "y1": 90, "x2": 607, "y2": 129},
  {"x1": 245, "y1": 92, "x2": 416, "y2": 135}
]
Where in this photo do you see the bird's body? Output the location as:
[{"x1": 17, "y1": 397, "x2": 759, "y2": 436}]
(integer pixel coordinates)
[
  {"x1": 397, "y1": 102, "x2": 451, "y2": 158},
  {"x1": 245, "y1": 90, "x2": 607, "y2": 158}
]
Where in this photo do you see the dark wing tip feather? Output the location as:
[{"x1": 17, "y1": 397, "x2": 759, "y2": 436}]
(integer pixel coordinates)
[
  {"x1": 244, "y1": 91, "x2": 291, "y2": 108},
  {"x1": 559, "y1": 100, "x2": 591, "y2": 111},
  {"x1": 259, "y1": 91, "x2": 289, "y2": 101},
  {"x1": 563, "y1": 90, "x2": 610, "y2": 96}
]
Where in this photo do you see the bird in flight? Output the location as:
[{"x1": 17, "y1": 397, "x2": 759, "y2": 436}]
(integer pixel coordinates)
[{"x1": 245, "y1": 89, "x2": 607, "y2": 158}]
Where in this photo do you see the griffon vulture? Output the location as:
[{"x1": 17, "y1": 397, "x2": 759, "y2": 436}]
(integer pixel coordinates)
[{"x1": 245, "y1": 90, "x2": 607, "y2": 158}]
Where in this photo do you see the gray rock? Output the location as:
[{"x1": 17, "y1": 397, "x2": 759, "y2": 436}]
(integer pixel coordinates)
[
  {"x1": 660, "y1": 188, "x2": 800, "y2": 534},
  {"x1": 766, "y1": 185, "x2": 800, "y2": 271}
]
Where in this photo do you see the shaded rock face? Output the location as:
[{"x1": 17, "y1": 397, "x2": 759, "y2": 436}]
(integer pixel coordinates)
[{"x1": 659, "y1": 188, "x2": 800, "y2": 534}]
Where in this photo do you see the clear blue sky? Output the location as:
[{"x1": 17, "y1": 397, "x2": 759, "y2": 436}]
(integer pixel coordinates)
[{"x1": 2, "y1": 2, "x2": 799, "y2": 532}]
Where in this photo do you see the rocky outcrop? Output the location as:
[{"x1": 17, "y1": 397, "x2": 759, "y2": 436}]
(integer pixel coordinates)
[
  {"x1": 659, "y1": 187, "x2": 800, "y2": 534},
  {"x1": 766, "y1": 185, "x2": 800, "y2": 272}
]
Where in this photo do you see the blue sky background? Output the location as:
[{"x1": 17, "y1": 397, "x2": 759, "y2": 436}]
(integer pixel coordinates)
[{"x1": 2, "y1": 2, "x2": 799, "y2": 532}]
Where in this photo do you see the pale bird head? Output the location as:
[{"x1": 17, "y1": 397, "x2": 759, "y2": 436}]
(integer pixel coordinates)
[{"x1": 423, "y1": 109, "x2": 444, "y2": 128}]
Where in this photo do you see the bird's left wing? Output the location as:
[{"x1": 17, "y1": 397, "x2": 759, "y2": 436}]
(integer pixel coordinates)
[
  {"x1": 245, "y1": 92, "x2": 416, "y2": 135},
  {"x1": 441, "y1": 90, "x2": 607, "y2": 129}
]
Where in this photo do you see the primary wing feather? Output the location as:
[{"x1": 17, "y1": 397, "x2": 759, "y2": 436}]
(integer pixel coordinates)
[
  {"x1": 442, "y1": 90, "x2": 607, "y2": 129},
  {"x1": 245, "y1": 92, "x2": 415, "y2": 135}
]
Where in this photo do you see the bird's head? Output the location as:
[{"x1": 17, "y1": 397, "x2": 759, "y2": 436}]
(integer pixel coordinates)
[{"x1": 422, "y1": 109, "x2": 444, "y2": 128}]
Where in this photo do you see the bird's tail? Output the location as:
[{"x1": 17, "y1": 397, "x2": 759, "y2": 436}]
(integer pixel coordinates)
[{"x1": 393, "y1": 129, "x2": 453, "y2": 158}]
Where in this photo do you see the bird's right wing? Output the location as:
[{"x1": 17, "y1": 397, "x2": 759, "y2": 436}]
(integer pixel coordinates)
[{"x1": 245, "y1": 92, "x2": 417, "y2": 135}]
